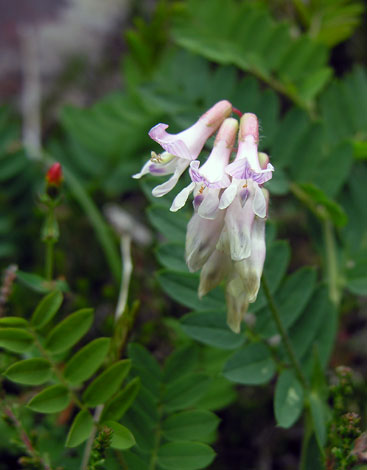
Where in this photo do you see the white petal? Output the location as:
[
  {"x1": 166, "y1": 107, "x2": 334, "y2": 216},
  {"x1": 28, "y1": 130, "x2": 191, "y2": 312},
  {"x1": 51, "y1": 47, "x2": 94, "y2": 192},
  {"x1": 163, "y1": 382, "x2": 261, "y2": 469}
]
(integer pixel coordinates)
[
  {"x1": 185, "y1": 211, "x2": 224, "y2": 272},
  {"x1": 235, "y1": 217, "x2": 266, "y2": 303},
  {"x1": 226, "y1": 274, "x2": 249, "y2": 333},
  {"x1": 197, "y1": 190, "x2": 220, "y2": 219},
  {"x1": 225, "y1": 198, "x2": 255, "y2": 261},
  {"x1": 151, "y1": 160, "x2": 189, "y2": 197},
  {"x1": 199, "y1": 250, "x2": 230, "y2": 298},
  {"x1": 253, "y1": 183, "x2": 267, "y2": 218},
  {"x1": 132, "y1": 160, "x2": 152, "y2": 179},
  {"x1": 170, "y1": 182, "x2": 195, "y2": 212},
  {"x1": 219, "y1": 181, "x2": 238, "y2": 209}
]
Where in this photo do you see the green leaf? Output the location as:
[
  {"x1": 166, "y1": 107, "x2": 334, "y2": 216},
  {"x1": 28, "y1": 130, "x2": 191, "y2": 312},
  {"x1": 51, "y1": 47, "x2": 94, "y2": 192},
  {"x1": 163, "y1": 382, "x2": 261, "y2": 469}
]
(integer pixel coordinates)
[
  {"x1": 180, "y1": 312, "x2": 245, "y2": 350},
  {"x1": 45, "y1": 308, "x2": 93, "y2": 353},
  {"x1": 64, "y1": 337, "x2": 110, "y2": 384},
  {"x1": 195, "y1": 376, "x2": 237, "y2": 411},
  {"x1": 66, "y1": 410, "x2": 94, "y2": 447},
  {"x1": 345, "y1": 255, "x2": 367, "y2": 296},
  {"x1": 287, "y1": 287, "x2": 329, "y2": 360},
  {"x1": 0, "y1": 328, "x2": 33, "y2": 353},
  {"x1": 223, "y1": 343, "x2": 276, "y2": 385},
  {"x1": 156, "y1": 242, "x2": 187, "y2": 271},
  {"x1": 157, "y1": 441, "x2": 215, "y2": 470},
  {"x1": 274, "y1": 370, "x2": 304, "y2": 428},
  {"x1": 163, "y1": 344, "x2": 198, "y2": 383},
  {"x1": 31, "y1": 290, "x2": 63, "y2": 329},
  {"x1": 147, "y1": 204, "x2": 188, "y2": 243},
  {"x1": 157, "y1": 270, "x2": 225, "y2": 312},
  {"x1": 0, "y1": 317, "x2": 28, "y2": 328},
  {"x1": 83, "y1": 360, "x2": 131, "y2": 406},
  {"x1": 28, "y1": 384, "x2": 70, "y2": 413},
  {"x1": 5, "y1": 358, "x2": 51, "y2": 385},
  {"x1": 16, "y1": 270, "x2": 69, "y2": 294},
  {"x1": 299, "y1": 182, "x2": 348, "y2": 227},
  {"x1": 128, "y1": 343, "x2": 162, "y2": 396},
  {"x1": 163, "y1": 374, "x2": 210, "y2": 411},
  {"x1": 256, "y1": 267, "x2": 317, "y2": 337},
  {"x1": 104, "y1": 421, "x2": 135, "y2": 450},
  {"x1": 101, "y1": 377, "x2": 141, "y2": 423},
  {"x1": 162, "y1": 410, "x2": 220, "y2": 442}
]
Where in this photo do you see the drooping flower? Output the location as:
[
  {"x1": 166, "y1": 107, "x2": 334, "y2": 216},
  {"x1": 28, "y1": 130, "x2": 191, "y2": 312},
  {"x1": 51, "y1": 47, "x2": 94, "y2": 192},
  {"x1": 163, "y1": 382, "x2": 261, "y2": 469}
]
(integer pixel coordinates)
[
  {"x1": 170, "y1": 117, "x2": 238, "y2": 219},
  {"x1": 193, "y1": 113, "x2": 273, "y2": 333},
  {"x1": 133, "y1": 100, "x2": 232, "y2": 197}
]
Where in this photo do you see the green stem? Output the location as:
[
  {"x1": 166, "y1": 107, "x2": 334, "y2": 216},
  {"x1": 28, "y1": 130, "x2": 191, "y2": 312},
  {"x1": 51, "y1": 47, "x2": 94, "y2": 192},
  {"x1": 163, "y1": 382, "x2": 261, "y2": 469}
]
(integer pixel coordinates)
[
  {"x1": 62, "y1": 165, "x2": 121, "y2": 282},
  {"x1": 299, "y1": 409, "x2": 313, "y2": 470},
  {"x1": 261, "y1": 275, "x2": 308, "y2": 389},
  {"x1": 292, "y1": 0, "x2": 311, "y2": 29},
  {"x1": 45, "y1": 241, "x2": 54, "y2": 281},
  {"x1": 30, "y1": 328, "x2": 86, "y2": 411},
  {"x1": 323, "y1": 219, "x2": 341, "y2": 306}
]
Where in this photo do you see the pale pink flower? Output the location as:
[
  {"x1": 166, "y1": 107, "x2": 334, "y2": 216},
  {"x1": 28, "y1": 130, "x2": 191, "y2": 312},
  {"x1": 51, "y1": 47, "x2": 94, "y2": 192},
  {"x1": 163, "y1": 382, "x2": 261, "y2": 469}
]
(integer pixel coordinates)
[
  {"x1": 170, "y1": 118, "x2": 238, "y2": 219},
  {"x1": 133, "y1": 100, "x2": 232, "y2": 197}
]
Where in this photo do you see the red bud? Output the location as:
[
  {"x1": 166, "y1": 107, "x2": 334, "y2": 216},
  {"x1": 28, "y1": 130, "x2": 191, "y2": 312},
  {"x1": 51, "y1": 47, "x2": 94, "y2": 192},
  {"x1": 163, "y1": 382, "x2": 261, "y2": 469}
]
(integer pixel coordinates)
[{"x1": 46, "y1": 163, "x2": 63, "y2": 186}]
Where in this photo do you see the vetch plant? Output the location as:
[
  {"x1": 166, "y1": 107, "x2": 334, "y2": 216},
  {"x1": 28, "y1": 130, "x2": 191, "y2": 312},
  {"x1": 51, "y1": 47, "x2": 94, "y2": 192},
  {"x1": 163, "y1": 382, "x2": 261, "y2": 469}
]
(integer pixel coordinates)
[{"x1": 0, "y1": 1, "x2": 366, "y2": 469}]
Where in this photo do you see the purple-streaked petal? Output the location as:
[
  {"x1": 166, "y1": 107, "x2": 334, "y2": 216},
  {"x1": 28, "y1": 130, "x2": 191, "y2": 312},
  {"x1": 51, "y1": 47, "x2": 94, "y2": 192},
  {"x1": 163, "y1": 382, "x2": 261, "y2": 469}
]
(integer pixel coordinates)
[
  {"x1": 225, "y1": 158, "x2": 253, "y2": 180},
  {"x1": 149, "y1": 123, "x2": 193, "y2": 160}
]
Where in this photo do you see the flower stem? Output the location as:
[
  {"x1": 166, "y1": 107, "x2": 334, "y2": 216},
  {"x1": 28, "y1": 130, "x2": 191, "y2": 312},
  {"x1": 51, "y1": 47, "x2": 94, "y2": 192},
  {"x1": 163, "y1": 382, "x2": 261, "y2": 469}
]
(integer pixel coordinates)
[
  {"x1": 261, "y1": 275, "x2": 308, "y2": 389},
  {"x1": 323, "y1": 219, "x2": 341, "y2": 306},
  {"x1": 45, "y1": 241, "x2": 54, "y2": 281}
]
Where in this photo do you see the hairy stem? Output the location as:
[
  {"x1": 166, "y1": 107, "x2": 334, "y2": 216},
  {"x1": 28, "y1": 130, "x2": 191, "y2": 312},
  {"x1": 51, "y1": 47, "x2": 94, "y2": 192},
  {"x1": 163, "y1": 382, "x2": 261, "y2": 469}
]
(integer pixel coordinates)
[
  {"x1": 261, "y1": 275, "x2": 308, "y2": 389},
  {"x1": 3, "y1": 405, "x2": 52, "y2": 470}
]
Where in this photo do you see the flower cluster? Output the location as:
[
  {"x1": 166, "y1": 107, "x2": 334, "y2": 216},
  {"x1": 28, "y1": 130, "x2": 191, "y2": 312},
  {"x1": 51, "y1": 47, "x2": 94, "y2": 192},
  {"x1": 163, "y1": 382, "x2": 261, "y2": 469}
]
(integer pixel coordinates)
[{"x1": 134, "y1": 101, "x2": 274, "y2": 333}]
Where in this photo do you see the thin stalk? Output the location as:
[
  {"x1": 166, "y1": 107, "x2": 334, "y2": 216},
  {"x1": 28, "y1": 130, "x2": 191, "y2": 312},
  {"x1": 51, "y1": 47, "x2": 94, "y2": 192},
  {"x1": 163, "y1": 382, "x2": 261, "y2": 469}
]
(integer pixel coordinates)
[
  {"x1": 115, "y1": 235, "x2": 132, "y2": 321},
  {"x1": 80, "y1": 405, "x2": 103, "y2": 470},
  {"x1": 45, "y1": 241, "x2": 54, "y2": 281},
  {"x1": 261, "y1": 275, "x2": 308, "y2": 389},
  {"x1": 81, "y1": 233, "x2": 134, "y2": 470},
  {"x1": 299, "y1": 409, "x2": 313, "y2": 470},
  {"x1": 323, "y1": 219, "x2": 341, "y2": 306}
]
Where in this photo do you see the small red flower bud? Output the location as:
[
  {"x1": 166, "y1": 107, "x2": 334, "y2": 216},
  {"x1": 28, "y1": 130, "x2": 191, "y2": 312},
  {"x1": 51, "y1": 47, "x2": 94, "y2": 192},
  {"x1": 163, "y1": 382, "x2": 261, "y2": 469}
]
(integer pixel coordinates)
[{"x1": 46, "y1": 163, "x2": 63, "y2": 186}]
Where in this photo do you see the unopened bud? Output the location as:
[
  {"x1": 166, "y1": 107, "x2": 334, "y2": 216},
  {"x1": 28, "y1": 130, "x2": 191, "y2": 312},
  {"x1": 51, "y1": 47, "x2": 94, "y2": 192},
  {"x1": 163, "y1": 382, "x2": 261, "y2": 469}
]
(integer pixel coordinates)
[
  {"x1": 239, "y1": 113, "x2": 259, "y2": 144},
  {"x1": 202, "y1": 100, "x2": 232, "y2": 128},
  {"x1": 258, "y1": 152, "x2": 270, "y2": 169},
  {"x1": 215, "y1": 117, "x2": 238, "y2": 148},
  {"x1": 46, "y1": 163, "x2": 63, "y2": 187}
]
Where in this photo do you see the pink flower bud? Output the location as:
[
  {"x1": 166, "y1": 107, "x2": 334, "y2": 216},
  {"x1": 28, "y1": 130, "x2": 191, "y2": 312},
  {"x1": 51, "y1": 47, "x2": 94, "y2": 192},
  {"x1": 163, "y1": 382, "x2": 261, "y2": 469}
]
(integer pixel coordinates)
[{"x1": 46, "y1": 163, "x2": 63, "y2": 186}]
